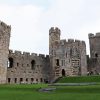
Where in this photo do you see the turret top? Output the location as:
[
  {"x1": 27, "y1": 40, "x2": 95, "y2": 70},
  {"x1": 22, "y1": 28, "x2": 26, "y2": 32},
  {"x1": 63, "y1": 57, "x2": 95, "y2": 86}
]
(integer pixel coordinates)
[
  {"x1": 49, "y1": 27, "x2": 61, "y2": 35},
  {"x1": 0, "y1": 21, "x2": 11, "y2": 34}
]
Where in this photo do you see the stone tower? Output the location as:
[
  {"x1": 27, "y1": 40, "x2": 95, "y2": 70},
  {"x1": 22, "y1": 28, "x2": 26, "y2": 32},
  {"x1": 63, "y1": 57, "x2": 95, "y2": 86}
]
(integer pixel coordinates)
[
  {"x1": 49, "y1": 27, "x2": 61, "y2": 81},
  {"x1": 88, "y1": 33, "x2": 100, "y2": 58},
  {"x1": 0, "y1": 21, "x2": 11, "y2": 83},
  {"x1": 49, "y1": 27, "x2": 60, "y2": 55},
  {"x1": 88, "y1": 33, "x2": 100, "y2": 74}
]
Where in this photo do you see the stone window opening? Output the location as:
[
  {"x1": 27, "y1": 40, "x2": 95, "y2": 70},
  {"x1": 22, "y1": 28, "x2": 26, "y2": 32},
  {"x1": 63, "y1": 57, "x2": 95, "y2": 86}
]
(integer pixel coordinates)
[
  {"x1": 17, "y1": 63, "x2": 19, "y2": 66},
  {"x1": 20, "y1": 78, "x2": 23, "y2": 84},
  {"x1": 8, "y1": 78, "x2": 11, "y2": 83},
  {"x1": 8, "y1": 57, "x2": 13, "y2": 68},
  {"x1": 36, "y1": 79, "x2": 38, "y2": 82},
  {"x1": 66, "y1": 52, "x2": 67, "y2": 58},
  {"x1": 61, "y1": 60, "x2": 65, "y2": 66},
  {"x1": 40, "y1": 78, "x2": 43, "y2": 82},
  {"x1": 95, "y1": 53, "x2": 98, "y2": 57},
  {"x1": 14, "y1": 78, "x2": 17, "y2": 83},
  {"x1": 31, "y1": 78, "x2": 34, "y2": 83},
  {"x1": 31, "y1": 60, "x2": 35, "y2": 69},
  {"x1": 56, "y1": 59, "x2": 59, "y2": 66},
  {"x1": 26, "y1": 78, "x2": 28, "y2": 82}
]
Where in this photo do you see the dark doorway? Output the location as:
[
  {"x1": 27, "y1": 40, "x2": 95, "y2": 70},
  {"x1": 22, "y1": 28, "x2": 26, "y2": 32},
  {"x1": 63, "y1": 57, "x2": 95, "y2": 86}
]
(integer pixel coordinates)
[{"x1": 62, "y1": 69, "x2": 65, "y2": 76}]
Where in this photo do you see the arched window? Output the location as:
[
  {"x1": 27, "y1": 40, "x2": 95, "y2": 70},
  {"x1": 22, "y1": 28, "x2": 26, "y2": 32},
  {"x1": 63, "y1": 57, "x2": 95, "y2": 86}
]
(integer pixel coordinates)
[
  {"x1": 8, "y1": 57, "x2": 13, "y2": 68},
  {"x1": 31, "y1": 60, "x2": 35, "y2": 69}
]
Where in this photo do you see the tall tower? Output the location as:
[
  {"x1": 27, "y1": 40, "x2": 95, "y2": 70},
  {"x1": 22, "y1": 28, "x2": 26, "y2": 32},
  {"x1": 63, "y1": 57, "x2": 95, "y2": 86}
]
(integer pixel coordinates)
[
  {"x1": 88, "y1": 33, "x2": 100, "y2": 74},
  {"x1": 88, "y1": 33, "x2": 100, "y2": 58},
  {"x1": 49, "y1": 27, "x2": 60, "y2": 55},
  {"x1": 49, "y1": 27, "x2": 61, "y2": 82},
  {"x1": 0, "y1": 21, "x2": 11, "y2": 84}
]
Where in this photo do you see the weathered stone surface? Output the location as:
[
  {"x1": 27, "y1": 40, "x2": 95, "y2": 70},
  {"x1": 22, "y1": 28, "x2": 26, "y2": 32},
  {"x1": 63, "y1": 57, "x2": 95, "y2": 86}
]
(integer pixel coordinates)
[
  {"x1": 7, "y1": 51, "x2": 50, "y2": 84},
  {"x1": 0, "y1": 21, "x2": 88, "y2": 84},
  {"x1": 49, "y1": 27, "x2": 87, "y2": 82},
  {"x1": 0, "y1": 21, "x2": 11, "y2": 84},
  {"x1": 88, "y1": 33, "x2": 100, "y2": 75}
]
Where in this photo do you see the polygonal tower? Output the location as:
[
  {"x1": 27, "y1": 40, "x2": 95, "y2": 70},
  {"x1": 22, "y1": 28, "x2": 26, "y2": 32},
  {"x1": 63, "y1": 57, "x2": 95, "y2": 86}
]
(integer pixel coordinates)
[
  {"x1": 0, "y1": 21, "x2": 11, "y2": 84},
  {"x1": 88, "y1": 33, "x2": 100, "y2": 74},
  {"x1": 88, "y1": 33, "x2": 100, "y2": 58},
  {"x1": 49, "y1": 27, "x2": 61, "y2": 82}
]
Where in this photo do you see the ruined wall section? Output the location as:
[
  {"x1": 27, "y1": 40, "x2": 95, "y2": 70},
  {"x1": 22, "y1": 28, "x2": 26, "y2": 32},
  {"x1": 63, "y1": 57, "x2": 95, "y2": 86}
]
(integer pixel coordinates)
[
  {"x1": 7, "y1": 50, "x2": 50, "y2": 84},
  {"x1": 0, "y1": 21, "x2": 11, "y2": 83}
]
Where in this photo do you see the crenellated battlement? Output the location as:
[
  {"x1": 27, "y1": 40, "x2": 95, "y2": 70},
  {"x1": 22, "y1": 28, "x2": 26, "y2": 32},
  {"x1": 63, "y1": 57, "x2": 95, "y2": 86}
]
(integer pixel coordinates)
[
  {"x1": 68, "y1": 39, "x2": 74, "y2": 43},
  {"x1": 0, "y1": 21, "x2": 11, "y2": 34},
  {"x1": 49, "y1": 27, "x2": 61, "y2": 35},
  {"x1": 60, "y1": 39, "x2": 66, "y2": 45},
  {"x1": 59, "y1": 39, "x2": 85, "y2": 46},
  {"x1": 88, "y1": 32, "x2": 100, "y2": 38},
  {"x1": 9, "y1": 49, "x2": 49, "y2": 59}
]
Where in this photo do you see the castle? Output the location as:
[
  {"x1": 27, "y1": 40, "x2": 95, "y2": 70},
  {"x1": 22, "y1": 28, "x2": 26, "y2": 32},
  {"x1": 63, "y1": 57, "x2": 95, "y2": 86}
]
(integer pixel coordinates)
[{"x1": 0, "y1": 21, "x2": 99, "y2": 84}]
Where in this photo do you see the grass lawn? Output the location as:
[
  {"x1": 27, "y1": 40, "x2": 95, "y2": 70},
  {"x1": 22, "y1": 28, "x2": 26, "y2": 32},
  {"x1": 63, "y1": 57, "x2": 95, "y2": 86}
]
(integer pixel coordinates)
[
  {"x1": 57, "y1": 75, "x2": 100, "y2": 83},
  {"x1": 0, "y1": 84, "x2": 100, "y2": 100}
]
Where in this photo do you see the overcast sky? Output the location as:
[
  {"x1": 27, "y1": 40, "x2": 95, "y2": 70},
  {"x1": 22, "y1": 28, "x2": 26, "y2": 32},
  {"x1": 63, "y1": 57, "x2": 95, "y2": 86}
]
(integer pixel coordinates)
[{"x1": 0, "y1": 0, "x2": 100, "y2": 55}]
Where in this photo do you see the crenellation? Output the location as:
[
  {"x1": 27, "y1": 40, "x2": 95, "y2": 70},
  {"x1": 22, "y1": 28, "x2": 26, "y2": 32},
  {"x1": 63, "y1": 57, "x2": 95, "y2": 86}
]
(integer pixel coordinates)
[
  {"x1": 81, "y1": 41, "x2": 86, "y2": 45},
  {"x1": 46, "y1": 55, "x2": 49, "y2": 58},
  {"x1": 49, "y1": 27, "x2": 60, "y2": 35},
  {"x1": 0, "y1": 21, "x2": 11, "y2": 34},
  {"x1": 31, "y1": 53, "x2": 37, "y2": 56},
  {"x1": 55, "y1": 27, "x2": 61, "y2": 33},
  {"x1": 96, "y1": 32, "x2": 100, "y2": 36},
  {"x1": 9, "y1": 50, "x2": 14, "y2": 54},
  {"x1": 39, "y1": 54, "x2": 45, "y2": 58},
  {"x1": 75, "y1": 39, "x2": 80, "y2": 43},
  {"x1": 23, "y1": 52, "x2": 30, "y2": 56},
  {"x1": 60, "y1": 39, "x2": 66, "y2": 45},
  {"x1": 88, "y1": 33, "x2": 94, "y2": 38},
  {"x1": 15, "y1": 50, "x2": 22, "y2": 55},
  {"x1": 68, "y1": 39, "x2": 74, "y2": 43}
]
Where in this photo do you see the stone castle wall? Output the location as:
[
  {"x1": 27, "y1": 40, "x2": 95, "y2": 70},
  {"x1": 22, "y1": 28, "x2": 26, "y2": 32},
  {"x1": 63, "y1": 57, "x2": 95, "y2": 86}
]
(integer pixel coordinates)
[
  {"x1": 0, "y1": 21, "x2": 88, "y2": 84},
  {"x1": 49, "y1": 27, "x2": 87, "y2": 81},
  {"x1": 7, "y1": 50, "x2": 50, "y2": 84}
]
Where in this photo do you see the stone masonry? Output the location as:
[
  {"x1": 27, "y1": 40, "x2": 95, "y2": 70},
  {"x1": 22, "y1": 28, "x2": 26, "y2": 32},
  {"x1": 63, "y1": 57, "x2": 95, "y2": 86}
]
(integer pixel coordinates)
[
  {"x1": 7, "y1": 50, "x2": 50, "y2": 84},
  {"x1": 0, "y1": 21, "x2": 11, "y2": 84},
  {"x1": 49, "y1": 27, "x2": 87, "y2": 82},
  {"x1": 0, "y1": 21, "x2": 88, "y2": 84},
  {"x1": 88, "y1": 33, "x2": 100, "y2": 75}
]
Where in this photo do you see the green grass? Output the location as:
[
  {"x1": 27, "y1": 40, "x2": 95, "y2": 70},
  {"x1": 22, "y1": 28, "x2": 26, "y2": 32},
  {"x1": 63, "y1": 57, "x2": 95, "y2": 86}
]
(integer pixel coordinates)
[
  {"x1": 0, "y1": 84, "x2": 100, "y2": 100},
  {"x1": 57, "y1": 76, "x2": 100, "y2": 83}
]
